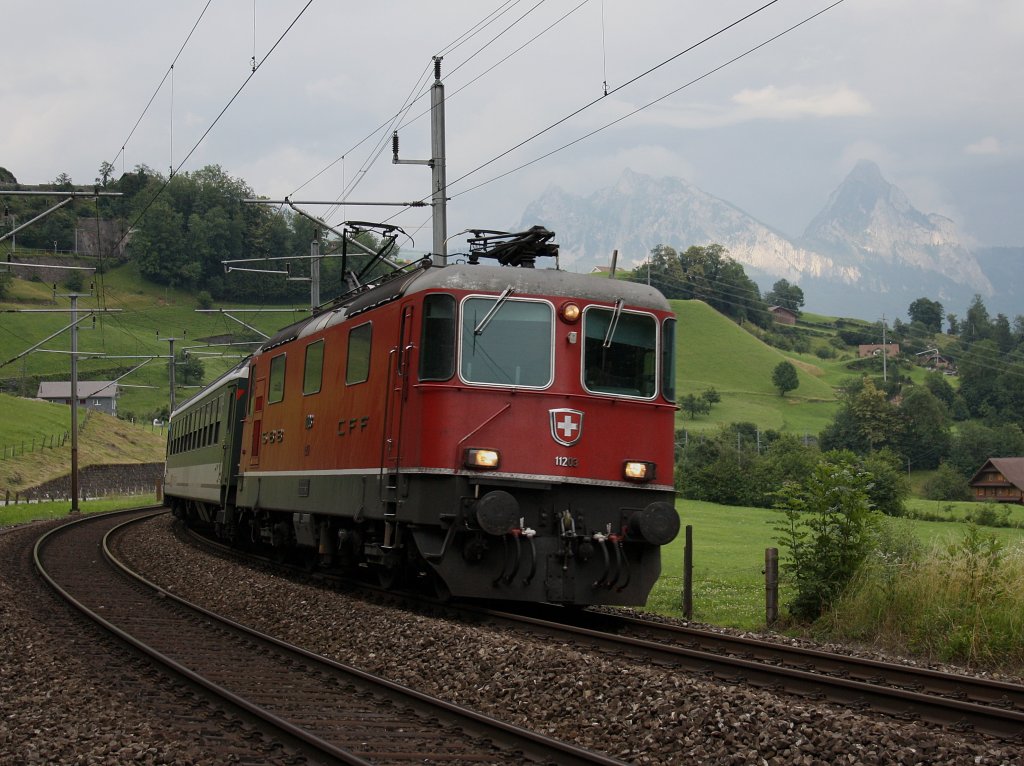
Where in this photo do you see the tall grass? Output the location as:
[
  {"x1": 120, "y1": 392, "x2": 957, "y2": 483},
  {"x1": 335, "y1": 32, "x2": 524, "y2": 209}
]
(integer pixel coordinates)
[{"x1": 823, "y1": 523, "x2": 1024, "y2": 669}]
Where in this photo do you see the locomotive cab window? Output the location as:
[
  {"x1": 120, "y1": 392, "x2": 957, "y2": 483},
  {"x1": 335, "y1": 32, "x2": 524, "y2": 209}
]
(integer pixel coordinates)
[
  {"x1": 268, "y1": 354, "x2": 286, "y2": 404},
  {"x1": 582, "y1": 307, "x2": 657, "y2": 398},
  {"x1": 346, "y1": 323, "x2": 372, "y2": 385},
  {"x1": 662, "y1": 318, "x2": 676, "y2": 402},
  {"x1": 419, "y1": 294, "x2": 456, "y2": 381},
  {"x1": 460, "y1": 297, "x2": 553, "y2": 388},
  {"x1": 303, "y1": 339, "x2": 324, "y2": 395}
]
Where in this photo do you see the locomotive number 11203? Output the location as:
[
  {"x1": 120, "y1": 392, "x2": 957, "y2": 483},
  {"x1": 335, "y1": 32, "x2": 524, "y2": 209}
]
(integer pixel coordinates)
[{"x1": 554, "y1": 456, "x2": 579, "y2": 467}]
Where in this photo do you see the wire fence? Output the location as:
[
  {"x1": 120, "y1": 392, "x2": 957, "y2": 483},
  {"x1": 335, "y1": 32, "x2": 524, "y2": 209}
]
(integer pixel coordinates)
[{"x1": 0, "y1": 410, "x2": 90, "y2": 460}]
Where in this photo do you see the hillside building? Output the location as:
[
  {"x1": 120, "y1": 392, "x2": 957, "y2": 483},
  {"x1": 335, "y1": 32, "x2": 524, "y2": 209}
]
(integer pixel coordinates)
[
  {"x1": 37, "y1": 381, "x2": 118, "y2": 416},
  {"x1": 969, "y1": 458, "x2": 1024, "y2": 504},
  {"x1": 858, "y1": 343, "x2": 901, "y2": 359}
]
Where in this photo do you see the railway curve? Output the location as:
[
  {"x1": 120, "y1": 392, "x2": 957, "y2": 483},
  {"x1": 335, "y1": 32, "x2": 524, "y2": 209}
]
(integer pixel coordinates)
[{"x1": 33, "y1": 508, "x2": 627, "y2": 766}]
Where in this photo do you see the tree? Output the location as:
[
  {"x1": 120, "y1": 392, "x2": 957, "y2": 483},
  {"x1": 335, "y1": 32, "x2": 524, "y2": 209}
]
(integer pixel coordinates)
[
  {"x1": 771, "y1": 361, "x2": 799, "y2": 397},
  {"x1": 765, "y1": 279, "x2": 805, "y2": 314},
  {"x1": 907, "y1": 297, "x2": 944, "y2": 333},
  {"x1": 946, "y1": 313, "x2": 959, "y2": 335},
  {"x1": 175, "y1": 350, "x2": 204, "y2": 386},
  {"x1": 96, "y1": 161, "x2": 116, "y2": 187},
  {"x1": 898, "y1": 386, "x2": 950, "y2": 470},
  {"x1": 850, "y1": 378, "x2": 898, "y2": 451},
  {"x1": 678, "y1": 393, "x2": 711, "y2": 419},
  {"x1": 961, "y1": 294, "x2": 992, "y2": 343}
]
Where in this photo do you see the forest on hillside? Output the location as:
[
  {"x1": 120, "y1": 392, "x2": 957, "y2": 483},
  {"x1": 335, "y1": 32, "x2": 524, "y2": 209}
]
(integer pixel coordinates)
[{"x1": 0, "y1": 164, "x2": 396, "y2": 305}]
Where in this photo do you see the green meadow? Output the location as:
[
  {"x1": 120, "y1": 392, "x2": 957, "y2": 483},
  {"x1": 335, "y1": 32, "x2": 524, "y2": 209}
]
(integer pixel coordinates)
[{"x1": 646, "y1": 500, "x2": 1024, "y2": 632}]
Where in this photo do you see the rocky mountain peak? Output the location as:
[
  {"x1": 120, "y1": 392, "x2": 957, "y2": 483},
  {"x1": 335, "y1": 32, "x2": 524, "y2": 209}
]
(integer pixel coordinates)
[{"x1": 801, "y1": 160, "x2": 990, "y2": 294}]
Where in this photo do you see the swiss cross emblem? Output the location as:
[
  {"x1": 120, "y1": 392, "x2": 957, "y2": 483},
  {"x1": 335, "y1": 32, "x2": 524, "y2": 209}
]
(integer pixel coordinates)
[{"x1": 549, "y1": 408, "x2": 584, "y2": 447}]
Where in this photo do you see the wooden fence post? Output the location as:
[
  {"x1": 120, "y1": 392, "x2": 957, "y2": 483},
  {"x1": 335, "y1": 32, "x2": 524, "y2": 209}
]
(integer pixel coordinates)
[
  {"x1": 765, "y1": 547, "x2": 779, "y2": 626},
  {"x1": 681, "y1": 524, "x2": 693, "y2": 620}
]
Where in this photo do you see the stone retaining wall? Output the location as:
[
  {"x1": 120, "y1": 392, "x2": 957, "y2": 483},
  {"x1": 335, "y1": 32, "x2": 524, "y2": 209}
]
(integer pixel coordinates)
[{"x1": 16, "y1": 462, "x2": 164, "y2": 501}]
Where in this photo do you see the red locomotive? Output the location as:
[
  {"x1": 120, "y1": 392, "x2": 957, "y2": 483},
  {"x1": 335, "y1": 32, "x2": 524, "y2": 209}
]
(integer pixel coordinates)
[{"x1": 167, "y1": 227, "x2": 679, "y2": 605}]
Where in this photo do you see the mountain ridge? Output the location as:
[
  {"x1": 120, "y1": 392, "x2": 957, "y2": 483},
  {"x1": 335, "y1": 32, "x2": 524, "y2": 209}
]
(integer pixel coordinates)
[{"x1": 515, "y1": 162, "x2": 1017, "y2": 317}]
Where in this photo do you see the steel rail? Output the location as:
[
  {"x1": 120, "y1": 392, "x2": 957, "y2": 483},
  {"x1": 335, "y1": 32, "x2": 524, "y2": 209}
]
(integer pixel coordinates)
[
  {"x1": 34, "y1": 509, "x2": 628, "y2": 766},
  {"x1": 475, "y1": 606, "x2": 1024, "y2": 742}
]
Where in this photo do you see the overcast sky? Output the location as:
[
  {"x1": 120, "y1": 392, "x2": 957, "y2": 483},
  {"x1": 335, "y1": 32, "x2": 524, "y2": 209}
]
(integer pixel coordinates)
[{"x1": 3, "y1": 1, "x2": 1022, "y2": 255}]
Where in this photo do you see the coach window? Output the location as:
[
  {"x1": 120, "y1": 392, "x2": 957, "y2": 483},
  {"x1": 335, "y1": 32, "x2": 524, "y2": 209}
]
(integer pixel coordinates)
[
  {"x1": 582, "y1": 307, "x2": 657, "y2": 398},
  {"x1": 419, "y1": 294, "x2": 456, "y2": 381},
  {"x1": 460, "y1": 297, "x2": 553, "y2": 387},
  {"x1": 303, "y1": 339, "x2": 324, "y2": 395},
  {"x1": 346, "y1": 323, "x2": 372, "y2": 385},
  {"x1": 268, "y1": 353, "x2": 286, "y2": 403}
]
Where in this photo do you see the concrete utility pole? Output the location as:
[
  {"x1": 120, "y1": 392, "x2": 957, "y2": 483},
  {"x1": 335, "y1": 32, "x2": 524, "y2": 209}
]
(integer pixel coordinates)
[
  {"x1": 69, "y1": 293, "x2": 81, "y2": 513},
  {"x1": 881, "y1": 314, "x2": 888, "y2": 384},
  {"x1": 393, "y1": 56, "x2": 448, "y2": 267},
  {"x1": 310, "y1": 229, "x2": 320, "y2": 308},
  {"x1": 158, "y1": 333, "x2": 185, "y2": 414}
]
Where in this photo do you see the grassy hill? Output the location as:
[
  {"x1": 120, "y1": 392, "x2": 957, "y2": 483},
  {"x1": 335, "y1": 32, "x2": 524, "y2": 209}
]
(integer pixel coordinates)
[
  {"x1": 1, "y1": 261, "x2": 305, "y2": 418},
  {"x1": 0, "y1": 391, "x2": 164, "y2": 495},
  {"x1": 3, "y1": 268, "x2": 849, "y2": 435},
  {"x1": 673, "y1": 300, "x2": 839, "y2": 434}
]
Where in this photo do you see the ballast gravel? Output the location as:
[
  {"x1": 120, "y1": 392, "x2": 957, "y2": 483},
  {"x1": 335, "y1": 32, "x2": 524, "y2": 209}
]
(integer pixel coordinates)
[{"x1": 3, "y1": 514, "x2": 1022, "y2": 765}]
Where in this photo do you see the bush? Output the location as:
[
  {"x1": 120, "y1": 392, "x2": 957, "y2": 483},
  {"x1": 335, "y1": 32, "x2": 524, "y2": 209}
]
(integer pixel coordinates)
[
  {"x1": 922, "y1": 463, "x2": 971, "y2": 501},
  {"x1": 64, "y1": 270, "x2": 84, "y2": 292},
  {"x1": 774, "y1": 454, "x2": 881, "y2": 620},
  {"x1": 197, "y1": 290, "x2": 213, "y2": 310},
  {"x1": 965, "y1": 503, "x2": 1012, "y2": 528}
]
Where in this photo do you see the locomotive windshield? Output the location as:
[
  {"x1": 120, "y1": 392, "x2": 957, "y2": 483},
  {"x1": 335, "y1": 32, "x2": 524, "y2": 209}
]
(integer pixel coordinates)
[
  {"x1": 460, "y1": 297, "x2": 553, "y2": 387},
  {"x1": 583, "y1": 307, "x2": 657, "y2": 398}
]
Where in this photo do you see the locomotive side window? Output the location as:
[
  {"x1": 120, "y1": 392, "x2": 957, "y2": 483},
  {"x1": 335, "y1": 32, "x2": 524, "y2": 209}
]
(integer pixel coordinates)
[
  {"x1": 346, "y1": 323, "x2": 372, "y2": 385},
  {"x1": 582, "y1": 308, "x2": 658, "y2": 398},
  {"x1": 419, "y1": 294, "x2": 456, "y2": 381},
  {"x1": 303, "y1": 339, "x2": 324, "y2": 395},
  {"x1": 662, "y1": 318, "x2": 676, "y2": 402},
  {"x1": 268, "y1": 354, "x2": 286, "y2": 404},
  {"x1": 460, "y1": 297, "x2": 553, "y2": 388}
]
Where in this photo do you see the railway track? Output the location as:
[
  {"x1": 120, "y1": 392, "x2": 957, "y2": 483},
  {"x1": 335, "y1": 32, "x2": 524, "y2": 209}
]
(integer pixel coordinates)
[
  {"x1": 33, "y1": 508, "x2": 628, "y2": 766},
  {"x1": 176, "y1": 516, "x2": 1024, "y2": 742},
  {"x1": 471, "y1": 603, "x2": 1024, "y2": 742}
]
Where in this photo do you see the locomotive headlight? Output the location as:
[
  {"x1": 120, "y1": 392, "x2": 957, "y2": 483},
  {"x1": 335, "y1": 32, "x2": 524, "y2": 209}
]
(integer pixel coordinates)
[
  {"x1": 623, "y1": 460, "x2": 656, "y2": 482},
  {"x1": 560, "y1": 302, "x2": 581, "y2": 323},
  {"x1": 465, "y1": 448, "x2": 501, "y2": 469}
]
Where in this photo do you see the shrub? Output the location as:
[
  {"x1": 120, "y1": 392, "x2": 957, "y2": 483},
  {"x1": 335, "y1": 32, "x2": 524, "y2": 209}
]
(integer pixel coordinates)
[
  {"x1": 922, "y1": 463, "x2": 971, "y2": 501},
  {"x1": 774, "y1": 454, "x2": 880, "y2": 620}
]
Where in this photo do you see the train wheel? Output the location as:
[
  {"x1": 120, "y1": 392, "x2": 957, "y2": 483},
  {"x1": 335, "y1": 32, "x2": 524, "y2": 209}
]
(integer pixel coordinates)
[{"x1": 376, "y1": 562, "x2": 404, "y2": 590}]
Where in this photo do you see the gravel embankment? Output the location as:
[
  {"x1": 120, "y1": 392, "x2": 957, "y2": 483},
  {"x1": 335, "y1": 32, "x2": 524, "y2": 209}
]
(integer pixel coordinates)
[
  {"x1": 117, "y1": 517, "x2": 1023, "y2": 766},
  {"x1": 3, "y1": 514, "x2": 1021, "y2": 765}
]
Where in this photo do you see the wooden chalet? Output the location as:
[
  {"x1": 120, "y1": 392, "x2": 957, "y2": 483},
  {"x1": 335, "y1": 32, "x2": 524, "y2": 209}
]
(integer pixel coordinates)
[
  {"x1": 969, "y1": 458, "x2": 1024, "y2": 504},
  {"x1": 768, "y1": 306, "x2": 797, "y2": 326}
]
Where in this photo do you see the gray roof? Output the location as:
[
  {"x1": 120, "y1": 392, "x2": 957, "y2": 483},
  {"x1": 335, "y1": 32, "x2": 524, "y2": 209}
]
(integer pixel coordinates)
[{"x1": 37, "y1": 381, "x2": 118, "y2": 399}]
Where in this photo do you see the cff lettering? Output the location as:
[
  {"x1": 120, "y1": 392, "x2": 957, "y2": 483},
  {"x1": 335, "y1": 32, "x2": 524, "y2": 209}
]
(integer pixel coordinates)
[{"x1": 337, "y1": 416, "x2": 370, "y2": 437}]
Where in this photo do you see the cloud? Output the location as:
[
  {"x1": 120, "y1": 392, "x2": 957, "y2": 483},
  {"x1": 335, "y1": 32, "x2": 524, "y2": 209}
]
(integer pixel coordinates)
[
  {"x1": 965, "y1": 136, "x2": 1001, "y2": 155},
  {"x1": 730, "y1": 85, "x2": 872, "y2": 119}
]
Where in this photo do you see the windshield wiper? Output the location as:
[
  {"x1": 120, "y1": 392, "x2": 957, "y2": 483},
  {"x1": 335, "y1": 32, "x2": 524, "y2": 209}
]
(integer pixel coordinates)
[
  {"x1": 473, "y1": 286, "x2": 515, "y2": 335},
  {"x1": 603, "y1": 298, "x2": 624, "y2": 348}
]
